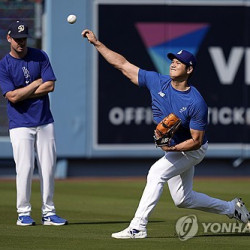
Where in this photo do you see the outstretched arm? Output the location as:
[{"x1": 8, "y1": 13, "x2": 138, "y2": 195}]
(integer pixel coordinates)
[{"x1": 82, "y1": 29, "x2": 139, "y2": 85}]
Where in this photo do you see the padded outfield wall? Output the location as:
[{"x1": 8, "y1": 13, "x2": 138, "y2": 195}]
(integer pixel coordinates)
[{"x1": 1, "y1": 0, "x2": 250, "y2": 160}]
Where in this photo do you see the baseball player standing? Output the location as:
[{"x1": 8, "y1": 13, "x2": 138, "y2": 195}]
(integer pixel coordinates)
[
  {"x1": 82, "y1": 29, "x2": 250, "y2": 238},
  {"x1": 0, "y1": 21, "x2": 67, "y2": 226}
]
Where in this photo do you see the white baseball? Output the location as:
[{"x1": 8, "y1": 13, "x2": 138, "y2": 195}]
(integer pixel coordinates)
[{"x1": 67, "y1": 15, "x2": 77, "y2": 24}]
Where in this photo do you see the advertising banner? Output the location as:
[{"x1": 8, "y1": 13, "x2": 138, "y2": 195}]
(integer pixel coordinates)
[{"x1": 94, "y1": 1, "x2": 250, "y2": 157}]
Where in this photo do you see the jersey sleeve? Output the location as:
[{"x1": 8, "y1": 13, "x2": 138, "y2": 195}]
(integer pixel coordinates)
[
  {"x1": 189, "y1": 99, "x2": 208, "y2": 131},
  {"x1": 40, "y1": 50, "x2": 56, "y2": 82},
  {"x1": 138, "y1": 68, "x2": 171, "y2": 91},
  {"x1": 138, "y1": 68, "x2": 160, "y2": 89},
  {"x1": 0, "y1": 62, "x2": 15, "y2": 96}
]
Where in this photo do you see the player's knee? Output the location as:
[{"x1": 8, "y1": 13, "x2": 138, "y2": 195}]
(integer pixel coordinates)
[
  {"x1": 174, "y1": 199, "x2": 184, "y2": 208},
  {"x1": 175, "y1": 197, "x2": 192, "y2": 208}
]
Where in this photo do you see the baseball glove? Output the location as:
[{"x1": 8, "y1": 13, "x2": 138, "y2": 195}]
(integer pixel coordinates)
[{"x1": 153, "y1": 113, "x2": 181, "y2": 147}]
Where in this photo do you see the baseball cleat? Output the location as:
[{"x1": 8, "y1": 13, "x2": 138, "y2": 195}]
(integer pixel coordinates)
[
  {"x1": 17, "y1": 216, "x2": 35, "y2": 226},
  {"x1": 231, "y1": 198, "x2": 250, "y2": 223},
  {"x1": 42, "y1": 215, "x2": 68, "y2": 226},
  {"x1": 111, "y1": 227, "x2": 147, "y2": 239}
]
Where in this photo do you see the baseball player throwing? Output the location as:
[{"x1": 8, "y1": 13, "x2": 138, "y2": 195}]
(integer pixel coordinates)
[
  {"x1": 82, "y1": 29, "x2": 250, "y2": 238},
  {"x1": 0, "y1": 21, "x2": 67, "y2": 226}
]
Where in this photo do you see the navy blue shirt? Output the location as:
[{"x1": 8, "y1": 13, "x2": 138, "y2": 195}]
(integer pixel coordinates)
[
  {"x1": 138, "y1": 69, "x2": 208, "y2": 145},
  {"x1": 0, "y1": 48, "x2": 56, "y2": 129}
]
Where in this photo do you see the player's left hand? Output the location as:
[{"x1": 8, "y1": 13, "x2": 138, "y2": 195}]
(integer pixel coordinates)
[{"x1": 153, "y1": 113, "x2": 181, "y2": 147}]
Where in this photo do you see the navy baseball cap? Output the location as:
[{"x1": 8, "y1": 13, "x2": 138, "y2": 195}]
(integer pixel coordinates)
[
  {"x1": 7, "y1": 20, "x2": 29, "y2": 38},
  {"x1": 167, "y1": 50, "x2": 196, "y2": 68}
]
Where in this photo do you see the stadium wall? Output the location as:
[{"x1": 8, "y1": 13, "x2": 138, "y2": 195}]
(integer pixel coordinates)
[{"x1": 1, "y1": 0, "x2": 250, "y2": 177}]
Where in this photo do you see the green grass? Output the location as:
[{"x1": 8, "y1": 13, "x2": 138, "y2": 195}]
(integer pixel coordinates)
[{"x1": 0, "y1": 177, "x2": 250, "y2": 249}]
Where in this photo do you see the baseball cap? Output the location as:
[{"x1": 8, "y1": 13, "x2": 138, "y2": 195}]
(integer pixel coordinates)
[
  {"x1": 167, "y1": 50, "x2": 196, "y2": 68},
  {"x1": 7, "y1": 20, "x2": 29, "y2": 38}
]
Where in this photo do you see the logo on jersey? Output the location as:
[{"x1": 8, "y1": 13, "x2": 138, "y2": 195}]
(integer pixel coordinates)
[
  {"x1": 180, "y1": 107, "x2": 187, "y2": 113},
  {"x1": 158, "y1": 91, "x2": 165, "y2": 97},
  {"x1": 22, "y1": 67, "x2": 31, "y2": 84},
  {"x1": 135, "y1": 23, "x2": 210, "y2": 74}
]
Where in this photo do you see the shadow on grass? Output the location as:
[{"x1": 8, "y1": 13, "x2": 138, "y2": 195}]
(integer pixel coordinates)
[
  {"x1": 196, "y1": 233, "x2": 250, "y2": 237},
  {"x1": 69, "y1": 220, "x2": 165, "y2": 225},
  {"x1": 148, "y1": 232, "x2": 250, "y2": 239}
]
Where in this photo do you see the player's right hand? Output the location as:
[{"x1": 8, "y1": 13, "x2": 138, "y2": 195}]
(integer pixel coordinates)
[{"x1": 81, "y1": 29, "x2": 98, "y2": 45}]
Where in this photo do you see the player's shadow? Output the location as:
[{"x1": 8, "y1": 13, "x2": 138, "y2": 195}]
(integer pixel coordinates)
[
  {"x1": 69, "y1": 220, "x2": 165, "y2": 225},
  {"x1": 196, "y1": 233, "x2": 250, "y2": 237},
  {"x1": 148, "y1": 232, "x2": 250, "y2": 239}
]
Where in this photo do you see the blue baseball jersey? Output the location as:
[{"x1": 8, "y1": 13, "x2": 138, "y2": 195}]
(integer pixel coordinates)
[
  {"x1": 0, "y1": 47, "x2": 56, "y2": 129},
  {"x1": 138, "y1": 69, "x2": 208, "y2": 145}
]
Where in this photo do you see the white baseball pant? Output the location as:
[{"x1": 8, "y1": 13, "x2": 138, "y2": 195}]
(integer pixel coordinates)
[
  {"x1": 129, "y1": 143, "x2": 235, "y2": 230},
  {"x1": 10, "y1": 123, "x2": 57, "y2": 217}
]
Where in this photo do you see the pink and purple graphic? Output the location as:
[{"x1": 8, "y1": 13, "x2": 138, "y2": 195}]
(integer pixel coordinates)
[{"x1": 135, "y1": 23, "x2": 210, "y2": 74}]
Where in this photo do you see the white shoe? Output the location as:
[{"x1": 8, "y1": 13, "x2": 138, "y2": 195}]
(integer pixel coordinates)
[
  {"x1": 230, "y1": 198, "x2": 250, "y2": 223},
  {"x1": 111, "y1": 227, "x2": 147, "y2": 239}
]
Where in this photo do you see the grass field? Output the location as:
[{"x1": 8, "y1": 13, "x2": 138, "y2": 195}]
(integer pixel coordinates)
[{"x1": 1, "y1": 177, "x2": 250, "y2": 249}]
